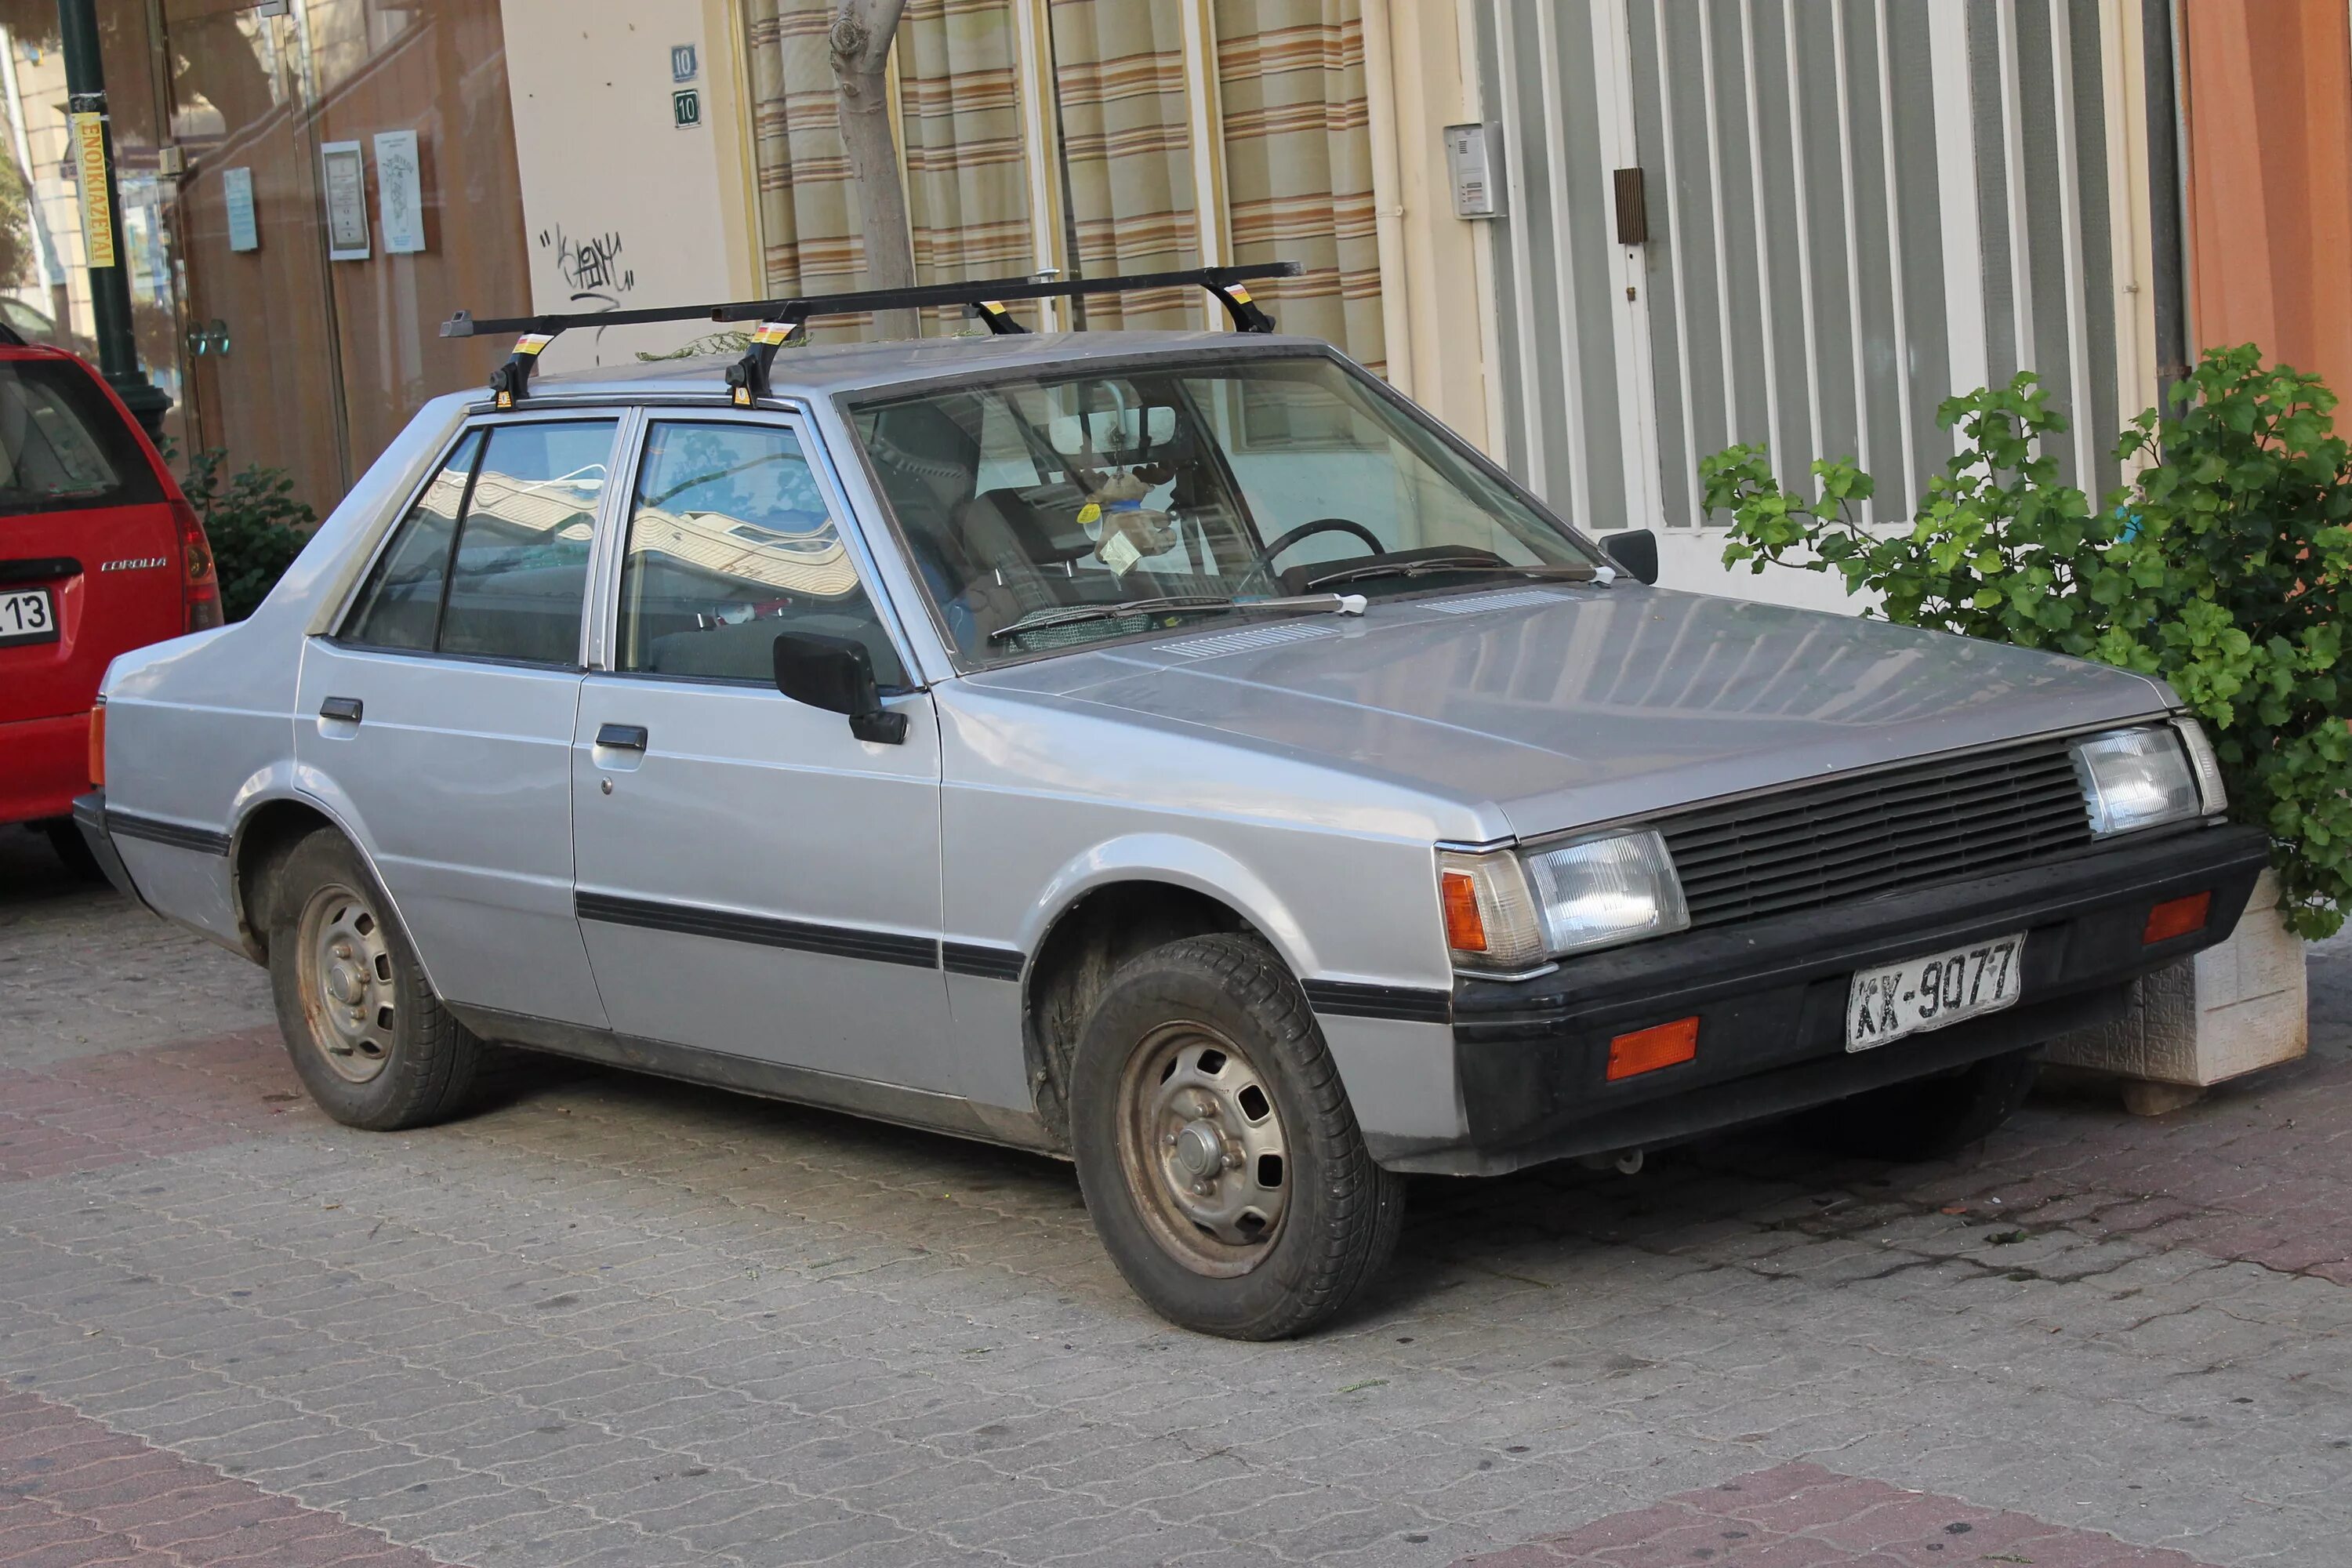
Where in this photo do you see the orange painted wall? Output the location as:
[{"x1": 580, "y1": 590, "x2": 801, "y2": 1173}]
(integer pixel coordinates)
[{"x1": 2181, "y1": 0, "x2": 2352, "y2": 401}]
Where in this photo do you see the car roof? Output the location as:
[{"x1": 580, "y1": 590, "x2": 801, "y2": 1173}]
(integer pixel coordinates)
[{"x1": 520, "y1": 328, "x2": 1338, "y2": 405}]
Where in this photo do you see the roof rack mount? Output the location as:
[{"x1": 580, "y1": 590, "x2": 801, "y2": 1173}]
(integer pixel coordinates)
[{"x1": 441, "y1": 261, "x2": 1303, "y2": 408}]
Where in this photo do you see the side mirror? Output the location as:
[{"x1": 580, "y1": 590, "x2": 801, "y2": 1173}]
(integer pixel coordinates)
[
  {"x1": 772, "y1": 631, "x2": 909, "y2": 745},
  {"x1": 1599, "y1": 528, "x2": 1659, "y2": 586}
]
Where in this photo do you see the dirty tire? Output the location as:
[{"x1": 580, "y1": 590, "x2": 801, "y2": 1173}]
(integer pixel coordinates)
[
  {"x1": 1795, "y1": 1047, "x2": 2042, "y2": 1161},
  {"x1": 267, "y1": 829, "x2": 489, "y2": 1131},
  {"x1": 1069, "y1": 933, "x2": 1404, "y2": 1339}
]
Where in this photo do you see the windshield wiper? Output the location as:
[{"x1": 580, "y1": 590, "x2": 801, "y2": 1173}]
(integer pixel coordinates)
[
  {"x1": 1299, "y1": 557, "x2": 1601, "y2": 591},
  {"x1": 988, "y1": 592, "x2": 1367, "y2": 643}
]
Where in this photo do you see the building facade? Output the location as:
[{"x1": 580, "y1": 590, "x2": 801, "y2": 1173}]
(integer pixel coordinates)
[{"x1": 4, "y1": 0, "x2": 2344, "y2": 606}]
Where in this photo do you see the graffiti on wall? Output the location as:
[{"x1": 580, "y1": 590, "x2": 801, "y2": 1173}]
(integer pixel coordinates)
[{"x1": 538, "y1": 224, "x2": 635, "y2": 309}]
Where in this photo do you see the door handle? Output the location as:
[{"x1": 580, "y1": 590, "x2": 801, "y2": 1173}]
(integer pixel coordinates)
[
  {"x1": 594, "y1": 723, "x2": 648, "y2": 750},
  {"x1": 319, "y1": 696, "x2": 363, "y2": 723}
]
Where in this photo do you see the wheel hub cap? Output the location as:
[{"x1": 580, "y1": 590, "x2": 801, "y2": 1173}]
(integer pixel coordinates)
[
  {"x1": 1173, "y1": 1119, "x2": 1225, "y2": 1179},
  {"x1": 1118, "y1": 1025, "x2": 1291, "y2": 1278},
  {"x1": 296, "y1": 882, "x2": 395, "y2": 1084}
]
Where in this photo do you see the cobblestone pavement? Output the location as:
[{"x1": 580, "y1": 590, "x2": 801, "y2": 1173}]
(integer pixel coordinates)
[{"x1": 3, "y1": 826, "x2": 2347, "y2": 1567}]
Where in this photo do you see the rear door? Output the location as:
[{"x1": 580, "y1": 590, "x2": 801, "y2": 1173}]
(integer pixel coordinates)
[
  {"x1": 295, "y1": 414, "x2": 619, "y2": 1030},
  {"x1": 0, "y1": 352, "x2": 183, "y2": 728}
]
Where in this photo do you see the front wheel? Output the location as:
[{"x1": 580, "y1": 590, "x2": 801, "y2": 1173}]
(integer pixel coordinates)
[
  {"x1": 1069, "y1": 934, "x2": 1404, "y2": 1339},
  {"x1": 267, "y1": 829, "x2": 490, "y2": 1131},
  {"x1": 1794, "y1": 1047, "x2": 2042, "y2": 1161}
]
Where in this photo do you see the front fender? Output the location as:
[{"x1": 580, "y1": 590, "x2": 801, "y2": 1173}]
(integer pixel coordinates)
[{"x1": 1016, "y1": 832, "x2": 1323, "y2": 978}]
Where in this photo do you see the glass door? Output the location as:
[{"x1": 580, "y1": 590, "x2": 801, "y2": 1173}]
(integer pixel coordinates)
[{"x1": 162, "y1": 0, "x2": 348, "y2": 504}]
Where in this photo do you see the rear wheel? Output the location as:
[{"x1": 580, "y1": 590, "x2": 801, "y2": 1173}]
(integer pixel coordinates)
[
  {"x1": 1069, "y1": 934, "x2": 1404, "y2": 1339},
  {"x1": 39, "y1": 818, "x2": 103, "y2": 881},
  {"x1": 267, "y1": 830, "x2": 488, "y2": 1130},
  {"x1": 1795, "y1": 1047, "x2": 2042, "y2": 1161}
]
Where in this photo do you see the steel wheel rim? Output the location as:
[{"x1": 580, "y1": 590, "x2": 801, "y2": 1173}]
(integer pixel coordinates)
[
  {"x1": 1115, "y1": 1021, "x2": 1290, "y2": 1278},
  {"x1": 296, "y1": 880, "x2": 396, "y2": 1084}
]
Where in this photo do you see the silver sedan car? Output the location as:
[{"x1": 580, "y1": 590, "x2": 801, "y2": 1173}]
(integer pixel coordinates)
[{"x1": 78, "y1": 309, "x2": 2266, "y2": 1338}]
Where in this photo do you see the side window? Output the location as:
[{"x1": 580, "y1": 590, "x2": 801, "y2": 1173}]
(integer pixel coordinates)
[
  {"x1": 438, "y1": 420, "x2": 613, "y2": 663},
  {"x1": 616, "y1": 421, "x2": 906, "y2": 688},
  {"x1": 341, "y1": 419, "x2": 612, "y2": 664},
  {"x1": 343, "y1": 430, "x2": 482, "y2": 651}
]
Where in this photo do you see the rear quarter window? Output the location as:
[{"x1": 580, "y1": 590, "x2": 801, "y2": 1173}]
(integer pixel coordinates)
[{"x1": 0, "y1": 357, "x2": 163, "y2": 514}]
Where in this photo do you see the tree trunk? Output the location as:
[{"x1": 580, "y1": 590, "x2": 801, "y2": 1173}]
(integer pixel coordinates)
[{"x1": 830, "y1": 0, "x2": 917, "y2": 339}]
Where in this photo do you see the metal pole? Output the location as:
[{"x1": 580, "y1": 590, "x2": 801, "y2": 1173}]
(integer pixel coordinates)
[
  {"x1": 2142, "y1": 0, "x2": 2189, "y2": 412},
  {"x1": 56, "y1": 0, "x2": 171, "y2": 438}
]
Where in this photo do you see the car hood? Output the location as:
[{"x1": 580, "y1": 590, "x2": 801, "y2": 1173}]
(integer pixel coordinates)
[{"x1": 968, "y1": 586, "x2": 2176, "y2": 840}]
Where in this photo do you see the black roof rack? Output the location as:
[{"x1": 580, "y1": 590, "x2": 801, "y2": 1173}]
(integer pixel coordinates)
[{"x1": 441, "y1": 261, "x2": 1304, "y2": 408}]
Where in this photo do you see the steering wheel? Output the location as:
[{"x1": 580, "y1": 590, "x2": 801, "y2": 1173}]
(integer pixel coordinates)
[{"x1": 1237, "y1": 517, "x2": 1385, "y2": 595}]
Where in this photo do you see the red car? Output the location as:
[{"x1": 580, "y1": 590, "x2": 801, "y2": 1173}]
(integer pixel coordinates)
[{"x1": 1, "y1": 331, "x2": 218, "y2": 873}]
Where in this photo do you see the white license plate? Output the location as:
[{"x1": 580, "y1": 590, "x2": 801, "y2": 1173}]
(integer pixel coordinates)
[
  {"x1": 1846, "y1": 934, "x2": 2025, "y2": 1052},
  {"x1": 0, "y1": 587, "x2": 57, "y2": 648}
]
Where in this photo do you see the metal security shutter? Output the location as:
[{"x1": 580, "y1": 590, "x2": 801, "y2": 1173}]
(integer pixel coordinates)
[{"x1": 1477, "y1": 0, "x2": 2121, "y2": 537}]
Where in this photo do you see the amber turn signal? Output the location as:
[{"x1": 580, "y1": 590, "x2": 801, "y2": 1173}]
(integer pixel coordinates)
[
  {"x1": 86, "y1": 703, "x2": 105, "y2": 789},
  {"x1": 2143, "y1": 891, "x2": 2212, "y2": 946},
  {"x1": 1440, "y1": 869, "x2": 1488, "y2": 953},
  {"x1": 1607, "y1": 1015, "x2": 1697, "y2": 1081}
]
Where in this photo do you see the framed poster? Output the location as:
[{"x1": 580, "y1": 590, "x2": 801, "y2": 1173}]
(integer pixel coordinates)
[
  {"x1": 374, "y1": 129, "x2": 424, "y2": 254},
  {"x1": 320, "y1": 140, "x2": 369, "y2": 260},
  {"x1": 223, "y1": 167, "x2": 259, "y2": 252}
]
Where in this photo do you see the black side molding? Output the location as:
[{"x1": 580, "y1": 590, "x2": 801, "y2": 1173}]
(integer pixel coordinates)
[
  {"x1": 577, "y1": 891, "x2": 939, "y2": 969},
  {"x1": 942, "y1": 942, "x2": 1024, "y2": 982},
  {"x1": 104, "y1": 808, "x2": 233, "y2": 857},
  {"x1": 1301, "y1": 978, "x2": 1453, "y2": 1025}
]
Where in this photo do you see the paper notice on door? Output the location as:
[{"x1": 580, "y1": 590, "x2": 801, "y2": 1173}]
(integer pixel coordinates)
[
  {"x1": 223, "y1": 167, "x2": 259, "y2": 252},
  {"x1": 320, "y1": 140, "x2": 369, "y2": 260},
  {"x1": 71, "y1": 112, "x2": 115, "y2": 267},
  {"x1": 374, "y1": 130, "x2": 424, "y2": 254}
]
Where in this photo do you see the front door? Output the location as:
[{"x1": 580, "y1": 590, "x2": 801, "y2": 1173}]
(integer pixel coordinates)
[
  {"x1": 295, "y1": 415, "x2": 619, "y2": 1029},
  {"x1": 570, "y1": 415, "x2": 953, "y2": 1093}
]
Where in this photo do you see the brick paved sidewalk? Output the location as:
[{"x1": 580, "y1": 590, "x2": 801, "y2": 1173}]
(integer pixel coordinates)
[{"x1": 3, "y1": 829, "x2": 2347, "y2": 1566}]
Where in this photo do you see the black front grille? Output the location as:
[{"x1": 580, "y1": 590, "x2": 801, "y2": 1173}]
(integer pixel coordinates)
[{"x1": 1658, "y1": 737, "x2": 2095, "y2": 928}]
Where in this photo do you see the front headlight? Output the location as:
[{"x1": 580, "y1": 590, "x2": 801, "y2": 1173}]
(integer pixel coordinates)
[
  {"x1": 2071, "y1": 726, "x2": 2203, "y2": 837},
  {"x1": 1439, "y1": 829, "x2": 1690, "y2": 974}
]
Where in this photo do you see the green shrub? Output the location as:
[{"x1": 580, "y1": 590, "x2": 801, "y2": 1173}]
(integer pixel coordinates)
[
  {"x1": 1702, "y1": 346, "x2": 2352, "y2": 938},
  {"x1": 172, "y1": 445, "x2": 317, "y2": 622}
]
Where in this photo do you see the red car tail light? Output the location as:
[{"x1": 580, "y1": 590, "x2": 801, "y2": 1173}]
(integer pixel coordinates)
[{"x1": 174, "y1": 499, "x2": 223, "y2": 632}]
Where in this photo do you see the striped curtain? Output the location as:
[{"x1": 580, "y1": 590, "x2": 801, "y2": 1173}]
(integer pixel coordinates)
[
  {"x1": 899, "y1": 0, "x2": 1040, "y2": 328},
  {"x1": 743, "y1": 0, "x2": 863, "y2": 299},
  {"x1": 1046, "y1": 1, "x2": 1201, "y2": 329},
  {"x1": 742, "y1": 0, "x2": 1034, "y2": 334},
  {"x1": 1212, "y1": 0, "x2": 1383, "y2": 373}
]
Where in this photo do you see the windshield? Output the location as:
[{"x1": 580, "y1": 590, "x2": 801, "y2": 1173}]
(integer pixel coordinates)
[{"x1": 848, "y1": 354, "x2": 1597, "y2": 664}]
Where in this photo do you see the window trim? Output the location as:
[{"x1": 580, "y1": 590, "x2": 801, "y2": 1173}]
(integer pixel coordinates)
[
  {"x1": 586, "y1": 406, "x2": 926, "y2": 693},
  {"x1": 331, "y1": 409, "x2": 627, "y2": 670}
]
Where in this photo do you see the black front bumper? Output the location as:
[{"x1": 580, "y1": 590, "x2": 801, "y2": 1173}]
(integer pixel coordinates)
[
  {"x1": 1403, "y1": 820, "x2": 2268, "y2": 1176},
  {"x1": 72, "y1": 789, "x2": 152, "y2": 911}
]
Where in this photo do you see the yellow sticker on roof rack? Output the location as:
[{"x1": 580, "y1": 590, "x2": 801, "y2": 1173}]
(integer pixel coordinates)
[
  {"x1": 754, "y1": 321, "x2": 796, "y2": 346},
  {"x1": 514, "y1": 332, "x2": 555, "y2": 356}
]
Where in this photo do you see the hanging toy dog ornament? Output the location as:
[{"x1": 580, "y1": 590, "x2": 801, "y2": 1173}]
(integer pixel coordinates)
[{"x1": 1086, "y1": 470, "x2": 1178, "y2": 577}]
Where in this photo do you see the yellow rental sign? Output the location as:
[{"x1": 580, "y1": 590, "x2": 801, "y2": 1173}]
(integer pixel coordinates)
[{"x1": 72, "y1": 111, "x2": 115, "y2": 268}]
